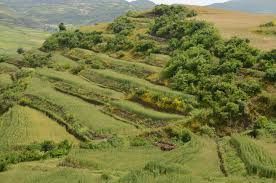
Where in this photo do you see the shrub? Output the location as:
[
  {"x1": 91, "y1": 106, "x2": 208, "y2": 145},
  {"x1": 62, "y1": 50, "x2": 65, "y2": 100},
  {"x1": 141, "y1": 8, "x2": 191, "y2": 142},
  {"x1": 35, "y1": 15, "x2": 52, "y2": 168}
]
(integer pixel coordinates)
[
  {"x1": 70, "y1": 65, "x2": 84, "y2": 75},
  {"x1": 0, "y1": 140, "x2": 72, "y2": 172},
  {"x1": 80, "y1": 136, "x2": 124, "y2": 150},
  {"x1": 23, "y1": 50, "x2": 52, "y2": 68},
  {"x1": 260, "y1": 21, "x2": 275, "y2": 27},
  {"x1": 105, "y1": 35, "x2": 133, "y2": 51},
  {"x1": 41, "y1": 31, "x2": 103, "y2": 51},
  {"x1": 41, "y1": 140, "x2": 56, "y2": 152},
  {"x1": 0, "y1": 161, "x2": 7, "y2": 172},
  {"x1": 109, "y1": 16, "x2": 135, "y2": 35},
  {"x1": 152, "y1": 4, "x2": 197, "y2": 17},
  {"x1": 265, "y1": 68, "x2": 276, "y2": 82},
  {"x1": 260, "y1": 49, "x2": 276, "y2": 64},
  {"x1": 17, "y1": 48, "x2": 25, "y2": 54},
  {"x1": 130, "y1": 137, "x2": 148, "y2": 147},
  {"x1": 135, "y1": 40, "x2": 159, "y2": 54},
  {"x1": 238, "y1": 79, "x2": 261, "y2": 96},
  {"x1": 0, "y1": 53, "x2": 8, "y2": 63},
  {"x1": 254, "y1": 116, "x2": 269, "y2": 129},
  {"x1": 144, "y1": 161, "x2": 186, "y2": 175},
  {"x1": 199, "y1": 125, "x2": 216, "y2": 137}
]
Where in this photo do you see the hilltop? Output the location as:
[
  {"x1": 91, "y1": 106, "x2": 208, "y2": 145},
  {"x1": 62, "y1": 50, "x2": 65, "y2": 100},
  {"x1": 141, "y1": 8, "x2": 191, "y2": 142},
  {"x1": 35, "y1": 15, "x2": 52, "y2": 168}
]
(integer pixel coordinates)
[
  {"x1": 0, "y1": 4, "x2": 275, "y2": 183},
  {"x1": 210, "y1": 0, "x2": 276, "y2": 14}
]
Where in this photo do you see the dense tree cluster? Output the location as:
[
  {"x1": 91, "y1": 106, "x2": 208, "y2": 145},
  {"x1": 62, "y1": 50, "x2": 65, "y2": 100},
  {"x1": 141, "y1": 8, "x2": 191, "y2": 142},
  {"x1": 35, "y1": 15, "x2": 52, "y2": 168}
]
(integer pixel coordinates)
[
  {"x1": 152, "y1": 4, "x2": 197, "y2": 18},
  {"x1": 42, "y1": 31, "x2": 103, "y2": 51},
  {"x1": 153, "y1": 5, "x2": 274, "y2": 127}
]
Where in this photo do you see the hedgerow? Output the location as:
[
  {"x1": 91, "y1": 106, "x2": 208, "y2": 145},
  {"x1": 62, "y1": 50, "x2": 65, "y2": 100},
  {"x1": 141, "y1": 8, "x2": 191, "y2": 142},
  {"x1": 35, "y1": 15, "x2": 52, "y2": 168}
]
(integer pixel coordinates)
[{"x1": 0, "y1": 140, "x2": 71, "y2": 172}]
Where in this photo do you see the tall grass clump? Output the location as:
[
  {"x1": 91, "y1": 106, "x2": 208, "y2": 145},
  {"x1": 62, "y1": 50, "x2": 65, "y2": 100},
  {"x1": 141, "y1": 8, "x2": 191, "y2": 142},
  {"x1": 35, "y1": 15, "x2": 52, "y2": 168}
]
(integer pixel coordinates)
[{"x1": 230, "y1": 135, "x2": 276, "y2": 178}]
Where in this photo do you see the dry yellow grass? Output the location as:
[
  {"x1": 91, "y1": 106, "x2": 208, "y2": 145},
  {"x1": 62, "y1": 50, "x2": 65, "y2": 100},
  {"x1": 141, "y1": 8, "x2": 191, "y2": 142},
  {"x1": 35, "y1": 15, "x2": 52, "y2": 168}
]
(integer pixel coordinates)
[
  {"x1": 191, "y1": 6, "x2": 276, "y2": 50},
  {"x1": 80, "y1": 23, "x2": 109, "y2": 32}
]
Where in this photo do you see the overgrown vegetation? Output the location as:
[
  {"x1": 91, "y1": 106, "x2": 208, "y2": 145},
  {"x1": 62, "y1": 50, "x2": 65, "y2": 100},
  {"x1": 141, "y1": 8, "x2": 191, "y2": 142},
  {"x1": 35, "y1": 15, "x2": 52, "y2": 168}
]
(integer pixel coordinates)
[{"x1": 0, "y1": 140, "x2": 71, "y2": 172}]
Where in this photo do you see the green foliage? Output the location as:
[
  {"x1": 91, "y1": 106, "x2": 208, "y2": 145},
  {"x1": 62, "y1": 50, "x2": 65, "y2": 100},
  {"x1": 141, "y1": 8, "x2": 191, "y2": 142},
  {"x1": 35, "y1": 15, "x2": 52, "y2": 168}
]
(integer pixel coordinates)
[
  {"x1": 260, "y1": 49, "x2": 276, "y2": 64},
  {"x1": 105, "y1": 34, "x2": 133, "y2": 51},
  {"x1": 260, "y1": 21, "x2": 275, "y2": 27},
  {"x1": 69, "y1": 65, "x2": 84, "y2": 75},
  {"x1": 144, "y1": 161, "x2": 187, "y2": 175},
  {"x1": 130, "y1": 137, "x2": 149, "y2": 147},
  {"x1": 80, "y1": 136, "x2": 124, "y2": 150},
  {"x1": 0, "y1": 140, "x2": 71, "y2": 172},
  {"x1": 109, "y1": 16, "x2": 135, "y2": 35},
  {"x1": 58, "y1": 22, "x2": 66, "y2": 31},
  {"x1": 264, "y1": 67, "x2": 276, "y2": 82},
  {"x1": 0, "y1": 161, "x2": 7, "y2": 172},
  {"x1": 23, "y1": 50, "x2": 52, "y2": 68},
  {"x1": 152, "y1": 4, "x2": 197, "y2": 17},
  {"x1": 254, "y1": 116, "x2": 269, "y2": 129},
  {"x1": 16, "y1": 48, "x2": 25, "y2": 54},
  {"x1": 0, "y1": 53, "x2": 9, "y2": 63},
  {"x1": 215, "y1": 37, "x2": 260, "y2": 68},
  {"x1": 135, "y1": 40, "x2": 159, "y2": 54},
  {"x1": 42, "y1": 31, "x2": 103, "y2": 51}
]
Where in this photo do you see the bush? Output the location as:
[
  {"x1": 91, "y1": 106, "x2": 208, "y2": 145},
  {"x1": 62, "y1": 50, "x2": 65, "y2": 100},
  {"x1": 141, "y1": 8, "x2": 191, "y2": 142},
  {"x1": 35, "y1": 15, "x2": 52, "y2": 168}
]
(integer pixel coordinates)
[
  {"x1": 152, "y1": 4, "x2": 197, "y2": 17},
  {"x1": 130, "y1": 137, "x2": 148, "y2": 147},
  {"x1": 109, "y1": 16, "x2": 135, "y2": 35},
  {"x1": 41, "y1": 140, "x2": 56, "y2": 152},
  {"x1": 17, "y1": 48, "x2": 25, "y2": 54},
  {"x1": 199, "y1": 125, "x2": 216, "y2": 137},
  {"x1": 135, "y1": 40, "x2": 159, "y2": 54},
  {"x1": 144, "y1": 161, "x2": 187, "y2": 175},
  {"x1": 254, "y1": 116, "x2": 269, "y2": 129},
  {"x1": 80, "y1": 136, "x2": 124, "y2": 150},
  {"x1": 265, "y1": 68, "x2": 276, "y2": 82},
  {"x1": 70, "y1": 65, "x2": 84, "y2": 75},
  {"x1": 0, "y1": 161, "x2": 7, "y2": 172},
  {"x1": 0, "y1": 53, "x2": 8, "y2": 63},
  {"x1": 105, "y1": 35, "x2": 133, "y2": 51},
  {"x1": 23, "y1": 50, "x2": 52, "y2": 68},
  {"x1": 0, "y1": 140, "x2": 72, "y2": 172},
  {"x1": 41, "y1": 31, "x2": 103, "y2": 51}
]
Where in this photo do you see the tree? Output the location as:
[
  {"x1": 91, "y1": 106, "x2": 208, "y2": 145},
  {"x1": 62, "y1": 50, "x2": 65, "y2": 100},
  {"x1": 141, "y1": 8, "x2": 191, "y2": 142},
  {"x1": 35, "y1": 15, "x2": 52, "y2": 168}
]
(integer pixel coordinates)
[{"x1": 59, "y1": 22, "x2": 66, "y2": 31}]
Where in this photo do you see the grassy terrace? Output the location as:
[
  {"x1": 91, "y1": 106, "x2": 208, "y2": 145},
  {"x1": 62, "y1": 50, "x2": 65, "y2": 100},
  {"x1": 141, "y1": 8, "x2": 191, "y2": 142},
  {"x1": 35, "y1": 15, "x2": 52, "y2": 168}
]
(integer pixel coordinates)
[
  {"x1": 0, "y1": 105, "x2": 78, "y2": 149},
  {"x1": 110, "y1": 100, "x2": 184, "y2": 121},
  {"x1": 36, "y1": 68, "x2": 124, "y2": 100},
  {"x1": 80, "y1": 69, "x2": 193, "y2": 100},
  {"x1": 65, "y1": 48, "x2": 161, "y2": 78},
  {"x1": 25, "y1": 77, "x2": 139, "y2": 137}
]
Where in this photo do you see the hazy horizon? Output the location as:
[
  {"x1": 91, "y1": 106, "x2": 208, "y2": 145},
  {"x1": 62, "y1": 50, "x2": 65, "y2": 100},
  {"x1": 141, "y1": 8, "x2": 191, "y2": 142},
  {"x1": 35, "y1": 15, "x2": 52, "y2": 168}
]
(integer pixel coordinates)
[{"x1": 127, "y1": 0, "x2": 230, "y2": 6}]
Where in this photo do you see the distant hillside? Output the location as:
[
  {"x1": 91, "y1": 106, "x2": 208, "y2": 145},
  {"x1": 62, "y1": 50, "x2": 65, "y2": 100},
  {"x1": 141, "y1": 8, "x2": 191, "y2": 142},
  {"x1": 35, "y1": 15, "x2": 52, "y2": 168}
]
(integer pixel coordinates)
[
  {"x1": 1, "y1": 0, "x2": 155, "y2": 30},
  {"x1": 210, "y1": 0, "x2": 276, "y2": 14}
]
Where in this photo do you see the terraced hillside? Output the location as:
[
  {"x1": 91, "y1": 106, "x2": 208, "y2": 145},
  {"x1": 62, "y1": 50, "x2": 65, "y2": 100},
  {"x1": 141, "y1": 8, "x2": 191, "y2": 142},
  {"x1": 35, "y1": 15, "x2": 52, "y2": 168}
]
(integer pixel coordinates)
[{"x1": 0, "y1": 5, "x2": 275, "y2": 183}]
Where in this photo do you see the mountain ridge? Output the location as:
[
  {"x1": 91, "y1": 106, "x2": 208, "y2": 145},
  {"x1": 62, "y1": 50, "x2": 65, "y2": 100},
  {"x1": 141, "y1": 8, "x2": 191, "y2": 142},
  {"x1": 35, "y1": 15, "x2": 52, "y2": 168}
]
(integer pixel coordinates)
[{"x1": 210, "y1": 0, "x2": 276, "y2": 14}]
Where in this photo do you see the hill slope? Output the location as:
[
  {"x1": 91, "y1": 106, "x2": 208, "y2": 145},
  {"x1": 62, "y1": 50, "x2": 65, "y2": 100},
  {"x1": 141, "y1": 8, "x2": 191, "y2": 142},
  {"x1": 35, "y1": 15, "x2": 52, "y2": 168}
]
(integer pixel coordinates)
[
  {"x1": 210, "y1": 0, "x2": 276, "y2": 14},
  {"x1": 0, "y1": 5, "x2": 275, "y2": 183},
  {"x1": 1, "y1": 0, "x2": 155, "y2": 30}
]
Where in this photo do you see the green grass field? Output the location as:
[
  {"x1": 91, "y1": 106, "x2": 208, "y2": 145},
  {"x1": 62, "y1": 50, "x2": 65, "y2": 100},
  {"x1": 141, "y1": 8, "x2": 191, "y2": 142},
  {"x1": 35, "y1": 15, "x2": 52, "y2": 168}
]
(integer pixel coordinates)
[
  {"x1": 0, "y1": 105, "x2": 78, "y2": 149},
  {"x1": 25, "y1": 77, "x2": 139, "y2": 136},
  {"x1": 0, "y1": 24, "x2": 49, "y2": 55}
]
